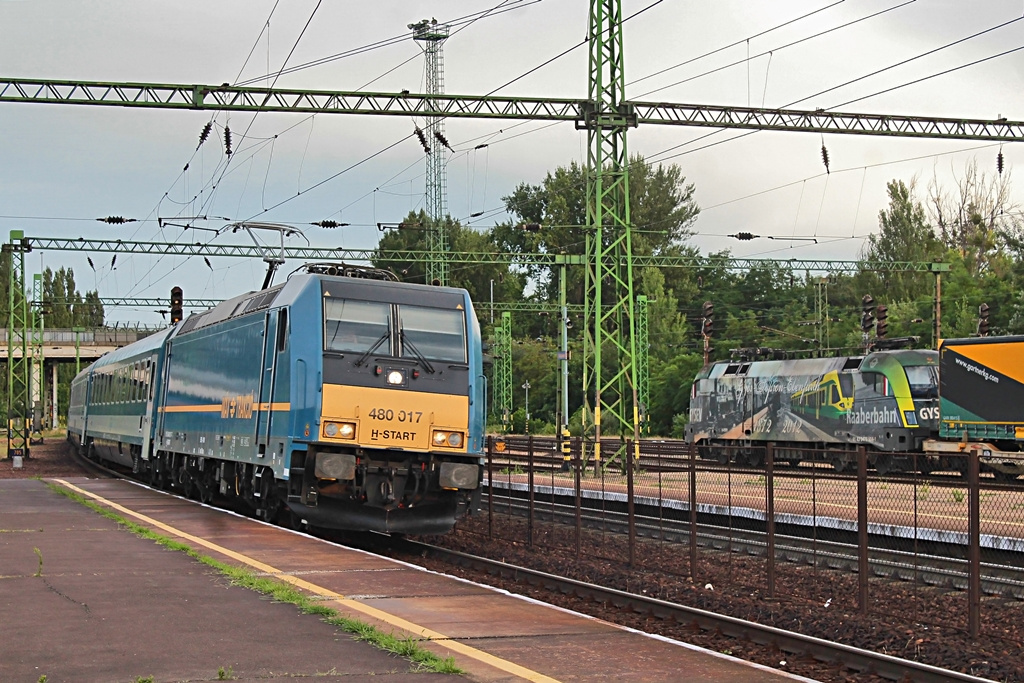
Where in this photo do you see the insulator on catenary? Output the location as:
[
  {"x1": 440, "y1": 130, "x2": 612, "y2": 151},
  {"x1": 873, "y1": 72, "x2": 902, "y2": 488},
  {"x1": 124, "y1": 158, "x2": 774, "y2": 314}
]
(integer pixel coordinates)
[
  {"x1": 97, "y1": 216, "x2": 136, "y2": 224},
  {"x1": 729, "y1": 232, "x2": 757, "y2": 241},
  {"x1": 997, "y1": 150, "x2": 1005, "y2": 175},
  {"x1": 197, "y1": 122, "x2": 213, "y2": 150},
  {"x1": 224, "y1": 126, "x2": 233, "y2": 156},
  {"x1": 821, "y1": 144, "x2": 830, "y2": 174},
  {"x1": 204, "y1": 257, "x2": 213, "y2": 270},
  {"x1": 110, "y1": 255, "x2": 116, "y2": 269},
  {"x1": 414, "y1": 126, "x2": 430, "y2": 153},
  {"x1": 313, "y1": 220, "x2": 350, "y2": 229},
  {"x1": 87, "y1": 257, "x2": 95, "y2": 271},
  {"x1": 433, "y1": 130, "x2": 453, "y2": 152}
]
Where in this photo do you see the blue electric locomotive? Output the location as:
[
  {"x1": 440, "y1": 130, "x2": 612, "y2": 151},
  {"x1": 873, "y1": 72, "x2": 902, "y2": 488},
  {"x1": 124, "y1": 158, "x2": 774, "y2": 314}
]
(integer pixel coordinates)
[{"x1": 68, "y1": 264, "x2": 485, "y2": 534}]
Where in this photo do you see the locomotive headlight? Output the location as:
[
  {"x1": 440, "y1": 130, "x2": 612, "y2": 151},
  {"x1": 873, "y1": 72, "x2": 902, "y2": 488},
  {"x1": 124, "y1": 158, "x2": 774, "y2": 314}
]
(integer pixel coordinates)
[
  {"x1": 431, "y1": 430, "x2": 465, "y2": 448},
  {"x1": 386, "y1": 369, "x2": 405, "y2": 385},
  {"x1": 323, "y1": 421, "x2": 356, "y2": 440}
]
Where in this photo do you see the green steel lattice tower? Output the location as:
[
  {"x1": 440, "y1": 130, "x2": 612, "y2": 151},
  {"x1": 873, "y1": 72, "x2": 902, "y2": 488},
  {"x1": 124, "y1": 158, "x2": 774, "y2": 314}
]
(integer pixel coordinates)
[
  {"x1": 636, "y1": 295, "x2": 649, "y2": 435},
  {"x1": 5, "y1": 230, "x2": 31, "y2": 458},
  {"x1": 493, "y1": 312, "x2": 513, "y2": 432},
  {"x1": 411, "y1": 18, "x2": 451, "y2": 287},
  {"x1": 582, "y1": 0, "x2": 640, "y2": 470}
]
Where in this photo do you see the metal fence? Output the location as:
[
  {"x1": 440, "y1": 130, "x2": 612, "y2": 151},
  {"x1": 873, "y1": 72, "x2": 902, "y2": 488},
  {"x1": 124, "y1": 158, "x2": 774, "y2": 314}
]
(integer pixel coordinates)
[{"x1": 475, "y1": 436, "x2": 1024, "y2": 643}]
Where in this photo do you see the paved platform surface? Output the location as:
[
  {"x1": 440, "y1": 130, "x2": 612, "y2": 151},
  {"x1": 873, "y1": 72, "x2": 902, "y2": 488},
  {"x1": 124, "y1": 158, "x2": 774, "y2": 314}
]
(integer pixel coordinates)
[{"x1": 1, "y1": 478, "x2": 816, "y2": 682}]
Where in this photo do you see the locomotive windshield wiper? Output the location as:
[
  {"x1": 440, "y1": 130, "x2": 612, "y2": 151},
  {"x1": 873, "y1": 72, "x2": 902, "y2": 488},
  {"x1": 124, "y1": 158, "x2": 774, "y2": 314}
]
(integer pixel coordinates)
[
  {"x1": 353, "y1": 332, "x2": 389, "y2": 367},
  {"x1": 400, "y1": 329, "x2": 435, "y2": 374}
]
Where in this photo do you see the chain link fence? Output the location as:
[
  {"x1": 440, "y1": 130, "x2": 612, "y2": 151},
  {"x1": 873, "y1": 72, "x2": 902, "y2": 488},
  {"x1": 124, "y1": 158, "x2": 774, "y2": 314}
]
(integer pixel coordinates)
[{"x1": 472, "y1": 436, "x2": 1024, "y2": 642}]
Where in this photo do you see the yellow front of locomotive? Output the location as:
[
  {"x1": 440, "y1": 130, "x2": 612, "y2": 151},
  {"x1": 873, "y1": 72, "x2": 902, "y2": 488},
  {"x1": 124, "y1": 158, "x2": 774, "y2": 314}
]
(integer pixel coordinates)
[{"x1": 296, "y1": 276, "x2": 482, "y2": 534}]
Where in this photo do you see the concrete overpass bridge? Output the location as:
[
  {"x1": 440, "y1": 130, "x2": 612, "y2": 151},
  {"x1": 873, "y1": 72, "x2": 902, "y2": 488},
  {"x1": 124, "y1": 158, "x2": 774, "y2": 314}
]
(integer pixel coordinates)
[{"x1": 1, "y1": 327, "x2": 162, "y2": 429}]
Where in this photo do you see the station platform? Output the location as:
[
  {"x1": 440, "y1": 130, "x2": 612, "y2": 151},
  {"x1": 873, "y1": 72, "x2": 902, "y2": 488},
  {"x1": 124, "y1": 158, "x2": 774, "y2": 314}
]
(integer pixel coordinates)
[{"x1": 0, "y1": 478, "x2": 815, "y2": 682}]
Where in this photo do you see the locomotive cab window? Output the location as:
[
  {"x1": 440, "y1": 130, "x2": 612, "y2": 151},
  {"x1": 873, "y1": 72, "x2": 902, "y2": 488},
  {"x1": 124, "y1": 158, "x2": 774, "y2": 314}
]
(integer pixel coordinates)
[
  {"x1": 905, "y1": 365, "x2": 938, "y2": 398},
  {"x1": 861, "y1": 372, "x2": 893, "y2": 397},
  {"x1": 324, "y1": 299, "x2": 391, "y2": 354},
  {"x1": 398, "y1": 305, "x2": 467, "y2": 364}
]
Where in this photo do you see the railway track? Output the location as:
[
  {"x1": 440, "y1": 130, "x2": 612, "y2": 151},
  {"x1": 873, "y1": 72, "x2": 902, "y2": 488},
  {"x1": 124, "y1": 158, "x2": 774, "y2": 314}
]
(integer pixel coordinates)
[
  {"x1": 491, "y1": 436, "x2": 1024, "y2": 486},
  {"x1": 484, "y1": 489, "x2": 1024, "y2": 600},
  {"x1": 67, "y1": 445, "x2": 1017, "y2": 681},
  {"x1": 368, "y1": 534, "x2": 997, "y2": 683},
  {"x1": 481, "y1": 481, "x2": 1024, "y2": 598}
]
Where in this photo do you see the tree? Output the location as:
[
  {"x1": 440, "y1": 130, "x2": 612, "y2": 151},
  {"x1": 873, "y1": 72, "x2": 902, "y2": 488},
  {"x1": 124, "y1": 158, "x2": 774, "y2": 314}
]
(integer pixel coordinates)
[
  {"x1": 37, "y1": 266, "x2": 104, "y2": 422},
  {"x1": 495, "y1": 155, "x2": 700, "y2": 304},
  {"x1": 928, "y1": 159, "x2": 1024, "y2": 275},
  {"x1": 860, "y1": 179, "x2": 942, "y2": 305},
  {"x1": 371, "y1": 210, "x2": 526, "y2": 334}
]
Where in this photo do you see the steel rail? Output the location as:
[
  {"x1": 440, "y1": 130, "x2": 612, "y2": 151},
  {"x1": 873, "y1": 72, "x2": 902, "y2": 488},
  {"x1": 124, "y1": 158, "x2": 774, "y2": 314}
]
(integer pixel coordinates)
[
  {"x1": 486, "y1": 491, "x2": 1024, "y2": 599},
  {"x1": 69, "y1": 444, "x2": 1000, "y2": 682},
  {"x1": 395, "y1": 536, "x2": 997, "y2": 683}
]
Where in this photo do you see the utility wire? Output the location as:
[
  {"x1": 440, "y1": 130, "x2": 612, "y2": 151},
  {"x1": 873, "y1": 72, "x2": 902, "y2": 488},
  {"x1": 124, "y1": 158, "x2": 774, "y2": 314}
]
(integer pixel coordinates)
[
  {"x1": 233, "y1": 1, "x2": 540, "y2": 87},
  {"x1": 645, "y1": 15, "x2": 1024, "y2": 166},
  {"x1": 627, "y1": 0, "x2": 845, "y2": 87}
]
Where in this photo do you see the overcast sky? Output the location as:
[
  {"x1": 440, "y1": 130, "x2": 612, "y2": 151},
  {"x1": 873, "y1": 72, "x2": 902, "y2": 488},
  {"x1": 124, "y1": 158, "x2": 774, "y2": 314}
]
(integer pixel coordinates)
[{"x1": 2, "y1": 0, "x2": 1023, "y2": 324}]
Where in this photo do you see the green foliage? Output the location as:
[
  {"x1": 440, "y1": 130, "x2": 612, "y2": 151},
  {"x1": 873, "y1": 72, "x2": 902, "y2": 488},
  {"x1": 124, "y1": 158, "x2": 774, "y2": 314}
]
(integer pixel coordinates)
[{"x1": 860, "y1": 180, "x2": 942, "y2": 303}]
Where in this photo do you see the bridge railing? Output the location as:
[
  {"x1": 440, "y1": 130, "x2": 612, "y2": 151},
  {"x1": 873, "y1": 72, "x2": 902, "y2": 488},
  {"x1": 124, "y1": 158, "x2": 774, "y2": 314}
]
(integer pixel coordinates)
[{"x1": 0, "y1": 327, "x2": 163, "y2": 345}]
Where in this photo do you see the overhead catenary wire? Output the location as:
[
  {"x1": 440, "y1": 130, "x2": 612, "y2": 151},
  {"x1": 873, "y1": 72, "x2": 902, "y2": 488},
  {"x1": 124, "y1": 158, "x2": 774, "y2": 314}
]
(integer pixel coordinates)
[{"x1": 25, "y1": 3, "x2": 1022, "y2": 313}]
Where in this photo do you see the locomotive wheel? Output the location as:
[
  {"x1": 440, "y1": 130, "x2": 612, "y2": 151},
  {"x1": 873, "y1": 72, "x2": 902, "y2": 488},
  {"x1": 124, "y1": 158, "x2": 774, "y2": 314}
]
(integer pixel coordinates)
[
  {"x1": 831, "y1": 455, "x2": 849, "y2": 473},
  {"x1": 179, "y1": 466, "x2": 196, "y2": 499},
  {"x1": 874, "y1": 454, "x2": 894, "y2": 476},
  {"x1": 197, "y1": 483, "x2": 214, "y2": 504}
]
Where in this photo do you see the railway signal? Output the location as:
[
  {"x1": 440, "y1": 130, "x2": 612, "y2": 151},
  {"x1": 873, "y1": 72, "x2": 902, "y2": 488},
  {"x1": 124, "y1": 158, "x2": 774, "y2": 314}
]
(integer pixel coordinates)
[
  {"x1": 860, "y1": 295, "x2": 875, "y2": 333},
  {"x1": 701, "y1": 301, "x2": 714, "y2": 365},
  {"x1": 170, "y1": 286, "x2": 183, "y2": 323},
  {"x1": 978, "y1": 303, "x2": 990, "y2": 336},
  {"x1": 701, "y1": 301, "x2": 714, "y2": 337},
  {"x1": 875, "y1": 304, "x2": 888, "y2": 339}
]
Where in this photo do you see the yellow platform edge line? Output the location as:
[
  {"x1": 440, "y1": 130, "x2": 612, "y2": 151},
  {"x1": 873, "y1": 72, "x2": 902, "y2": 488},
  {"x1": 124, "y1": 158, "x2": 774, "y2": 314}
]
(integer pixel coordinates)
[{"x1": 51, "y1": 479, "x2": 560, "y2": 683}]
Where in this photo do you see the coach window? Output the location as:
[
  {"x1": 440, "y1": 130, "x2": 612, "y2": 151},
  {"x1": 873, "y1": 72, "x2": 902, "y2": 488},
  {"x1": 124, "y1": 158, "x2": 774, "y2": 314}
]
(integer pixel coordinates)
[
  {"x1": 132, "y1": 362, "x2": 140, "y2": 402},
  {"x1": 398, "y1": 305, "x2": 467, "y2": 363},
  {"x1": 324, "y1": 299, "x2": 391, "y2": 354}
]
